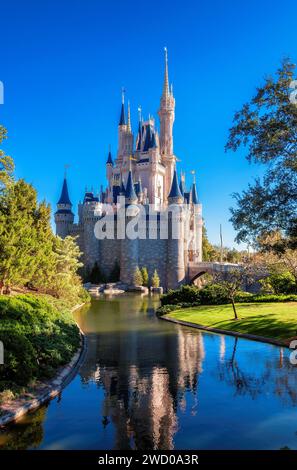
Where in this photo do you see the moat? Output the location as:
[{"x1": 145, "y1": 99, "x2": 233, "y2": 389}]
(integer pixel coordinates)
[{"x1": 1, "y1": 294, "x2": 297, "y2": 450}]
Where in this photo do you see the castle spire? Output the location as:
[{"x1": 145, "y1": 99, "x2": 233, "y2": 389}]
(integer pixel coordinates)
[
  {"x1": 119, "y1": 87, "x2": 126, "y2": 126},
  {"x1": 125, "y1": 169, "x2": 137, "y2": 203},
  {"x1": 127, "y1": 100, "x2": 131, "y2": 132},
  {"x1": 190, "y1": 170, "x2": 199, "y2": 204},
  {"x1": 57, "y1": 176, "x2": 72, "y2": 206},
  {"x1": 168, "y1": 167, "x2": 183, "y2": 203},
  {"x1": 162, "y1": 47, "x2": 170, "y2": 97}
]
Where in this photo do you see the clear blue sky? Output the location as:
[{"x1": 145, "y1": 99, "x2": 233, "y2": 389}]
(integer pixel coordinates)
[{"x1": 1, "y1": 0, "x2": 296, "y2": 247}]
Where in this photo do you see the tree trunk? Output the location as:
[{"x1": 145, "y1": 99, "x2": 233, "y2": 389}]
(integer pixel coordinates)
[{"x1": 231, "y1": 299, "x2": 238, "y2": 320}]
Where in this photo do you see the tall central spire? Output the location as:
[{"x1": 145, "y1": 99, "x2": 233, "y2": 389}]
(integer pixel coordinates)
[
  {"x1": 162, "y1": 47, "x2": 170, "y2": 97},
  {"x1": 127, "y1": 100, "x2": 131, "y2": 132},
  {"x1": 119, "y1": 87, "x2": 126, "y2": 126}
]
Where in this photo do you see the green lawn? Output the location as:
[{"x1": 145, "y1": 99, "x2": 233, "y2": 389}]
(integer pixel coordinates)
[{"x1": 166, "y1": 302, "x2": 297, "y2": 343}]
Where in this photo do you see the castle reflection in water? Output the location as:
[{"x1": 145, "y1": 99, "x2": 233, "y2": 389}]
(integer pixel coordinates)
[
  {"x1": 76, "y1": 295, "x2": 296, "y2": 450},
  {"x1": 2, "y1": 295, "x2": 297, "y2": 451}
]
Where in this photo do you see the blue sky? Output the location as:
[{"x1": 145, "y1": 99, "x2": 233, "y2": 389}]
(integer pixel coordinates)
[{"x1": 1, "y1": 0, "x2": 296, "y2": 247}]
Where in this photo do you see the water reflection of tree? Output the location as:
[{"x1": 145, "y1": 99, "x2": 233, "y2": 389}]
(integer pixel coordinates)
[
  {"x1": 218, "y1": 337, "x2": 297, "y2": 405},
  {"x1": 0, "y1": 406, "x2": 46, "y2": 450}
]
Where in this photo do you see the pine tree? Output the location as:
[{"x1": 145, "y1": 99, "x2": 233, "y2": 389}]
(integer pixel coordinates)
[
  {"x1": 133, "y1": 266, "x2": 143, "y2": 286},
  {"x1": 151, "y1": 269, "x2": 160, "y2": 288},
  {"x1": 109, "y1": 261, "x2": 120, "y2": 282},
  {"x1": 141, "y1": 267, "x2": 149, "y2": 287}
]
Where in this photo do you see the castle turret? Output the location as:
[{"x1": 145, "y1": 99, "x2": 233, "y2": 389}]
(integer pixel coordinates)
[
  {"x1": 124, "y1": 169, "x2": 138, "y2": 205},
  {"x1": 55, "y1": 176, "x2": 74, "y2": 238},
  {"x1": 106, "y1": 147, "x2": 114, "y2": 184},
  {"x1": 120, "y1": 169, "x2": 139, "y2": 284},
  {"x1": 117, "y1": 91, "x2": 133, "y2": 161},
  {"x1": 158, "y1": 48, "x2": 176, "y2": 202},
  {"x1": 167, "y1": 168, "x2": 185, "y2": 289},
  {"x1": 191, "y1": 178, "x2": 203, "y2": 262}
]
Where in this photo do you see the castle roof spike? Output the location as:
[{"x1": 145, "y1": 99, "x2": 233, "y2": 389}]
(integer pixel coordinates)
[
  {"x1": 162, "y1": 47, "x2": 170, "y2": 97},
  {"x1": 179, "y1": 172, "x2": 186, "y2": 196},
  {"x1": 168, "y1": 168, "x2": 183, "y2": 202},
  {"x1": 106, "y1": 147, "x2": 114, "y2": 165},
  {"x1": 119, "y1": 87, "x2": 126, "y2": 126},
  {"x1": 125, "y1": 169, "x2": 137, "y2": 202},
  {"x1": 57, "y1": 177, "x2": 72, "y2": 206},
  {"x1": 191, "y1": 181, "x2": 199, "y2": 205}
]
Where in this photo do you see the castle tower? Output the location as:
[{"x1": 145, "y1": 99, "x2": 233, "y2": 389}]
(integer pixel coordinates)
[
  {"x1": 191, "y1": 179, "x2": 203, "y2": 262},
  {"x1": 167, "y1": 168, "x2": 185, "y2": 289},
  {"x1": 158, "y1": 48, "x2": 176, "y2": 201},
  {"x1": 120, "y1": 169, "x2": 139, "y2": 284},
  {"x1": 117, "y1": 91, "x2": 134, "y2": 162},
  {"x1": 54, "y1": 176, "x2": 74, "y2": 238}
]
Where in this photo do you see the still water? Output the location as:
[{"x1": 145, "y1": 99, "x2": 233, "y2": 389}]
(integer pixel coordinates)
[{"x1": 1, "y1": 294, "x2": 297, "y2": 450}]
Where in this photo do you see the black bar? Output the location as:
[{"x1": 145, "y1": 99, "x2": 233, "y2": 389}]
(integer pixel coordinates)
[{"x1": 0, "y1": 450, "x2": 297, "y2": 467}]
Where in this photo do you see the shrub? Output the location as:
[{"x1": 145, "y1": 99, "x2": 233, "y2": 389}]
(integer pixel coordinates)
[
  {"x1": 156, "y1": 304, "x2": 181, "y2": 316},
  {"x1": 161, "y1": 285, "x2": 200, "y2": 305},
  {"x1": 0, "y1": 294, "x2": 80, "y2": 392},
  {"x1": 0, "y1": 330, "x2": 37, "y2": 389},
  {"x1": 198, "y1": 284, "x2": 230, "y2": 305},
  {"x1": 261, "y1": 272, "x2": 297, "y2": 295}
]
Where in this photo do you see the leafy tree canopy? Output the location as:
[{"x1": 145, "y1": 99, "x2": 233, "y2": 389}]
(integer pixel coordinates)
[{"x1": 226, "y1": 59, "x2": 297, "y2": 248}]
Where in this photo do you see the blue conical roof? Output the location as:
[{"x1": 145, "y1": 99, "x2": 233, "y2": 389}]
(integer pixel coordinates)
[
  {"x1": 125, "y1": 170, "x2": 137, "y2": 201},
  {"x1": 106, "y1": 150, "x2": 113, "y2": 165},
  {"x1": 179, "y1": 177, "x2": 186, "y2": 196},
  {"x1": 119, "y1": 102, "x2": 126, "y2": 126},
  {"x1": 57, "y1": 178, "x2": 72, "y2": 205},
  {"x1": 191, "y1": 182, "x2": 199, "y2": 204},
  {"x1": 168, "y1": 169, "x2": 183, "y2": 200}
]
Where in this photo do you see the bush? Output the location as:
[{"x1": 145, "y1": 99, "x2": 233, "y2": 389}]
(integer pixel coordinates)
[
  {"x1": 156, "y1": 304, "x2": 181, "y2": 316},
  {"x1": 261, "y1": 272, "x2": 297, "y2": 294},
  {"x1": 160, "y1": 283, "x2": 297, "y2": 308},
  {"x1": 0, "y1": 331, "x2": 37, "y2": 387},
  {"x1": 0, "y1": 294, "x2": 80, "y2": 392},
  {"x1": 161, "y1": 285, "x2": 200, "y2": 305},
  {"x1": 198, "y1": 284, "x2": 230, "y2": 305}
]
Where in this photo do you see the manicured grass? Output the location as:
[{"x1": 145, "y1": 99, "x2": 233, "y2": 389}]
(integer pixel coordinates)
[{"x1": 166, "y1": 302, "x2": 297, "y2": 342}]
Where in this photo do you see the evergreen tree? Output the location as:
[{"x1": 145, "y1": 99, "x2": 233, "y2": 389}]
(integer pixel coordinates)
[
  {"x1": 133, "y1": 266, "x2": 143, "y2": 286},
  {"x1": 89, "y1": 261, "x2": 105, "y2": 284},
  {"x1": 151, "y1": 269, "x2": 160, "y2": 288},
  {"x1": 141, "y1": 267, "x2": 149, "y2": 287},
  {"x1": 109, "y1": 261, "x2": 120, "y2": 282},
  {"x1": 0, "y1": 125, "x2": 14, "y2": 192}
]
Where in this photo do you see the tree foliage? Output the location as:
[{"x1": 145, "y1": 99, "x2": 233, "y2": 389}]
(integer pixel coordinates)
[
  {"x1": 133, "y1": 266, "x2": 143, "y2": 286},
  {"x1": 226, "y1": 59, "x2": 297, "y2": 248},
  {"x1": 0, "y1": 126, "x2": 85, "y2": 302},
  {"x1": 151, "y1": 269, "x2": 160, "y2": 288}
]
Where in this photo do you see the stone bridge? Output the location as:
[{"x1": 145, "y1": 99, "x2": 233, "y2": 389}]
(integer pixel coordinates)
[{"x1": 187, "y1": 262, "x2": 241, "y2": 284}]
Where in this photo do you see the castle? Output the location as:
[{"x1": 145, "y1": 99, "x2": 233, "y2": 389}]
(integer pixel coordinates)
[{"x1": 55, "y1": 50, "x2": 203, "y2": 290}]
